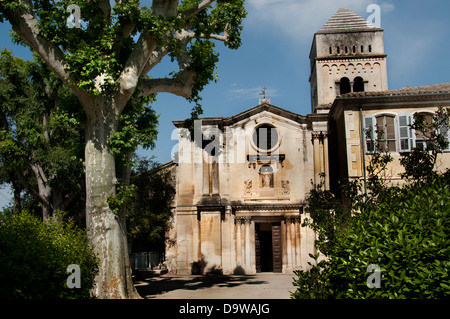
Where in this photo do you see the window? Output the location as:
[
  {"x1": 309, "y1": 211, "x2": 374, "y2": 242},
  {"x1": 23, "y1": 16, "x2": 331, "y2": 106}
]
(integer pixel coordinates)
[
  {"x1": 363, "y1": 112, "x2": 448, "y2": 154},
  {"x1": 363, "y1": 115, "x2": 376, "y2": 153},
  {"x1": 353, "y1": 45, "x2": 356, "y2": 53},
  {"x1": 363, "y1": 114, "x2": 396, "y2": 152},
  {"x1": 339, "y1": 77, "x2": 351, "y2": 95},
  {"x1": 345, "y1": 46, "x2": 348, "y2": 54},
  {"x1": 440, "y1": 123, "x2": 450, "y2": 151},
  {"x1": 414, "y1": 113, "x2": 433, "y2": 150},
  {"x1": 398, "y1": 113, "x2": 414, "y2": 152},
  {"x1": 369, "y1": 45, "x2": 372, "y2": 52},
  {"x1": 337, "y1": 46, "x2": 340, "y2": 54},
  {"x1": 414, "y1": 112, "x2": 450, "y2": 151},
  {"x1": 361, "y1": 45, "x2": 364, "y2": 53},
  {"x1": 259, "y1": 165, "x2": 274, "y2": 188},
  {"x1": 253, "y1": 124, "x2": 278, "y2": 151},
  {"x1": 377, "y1": 115, "x2": 396, "y2": 152},
  {"x1": 329, "y1": 46, "x2": 332, "y2": 54},
  {"x1": 353, "y1": 76, "x2": 364, "y2": 92}
]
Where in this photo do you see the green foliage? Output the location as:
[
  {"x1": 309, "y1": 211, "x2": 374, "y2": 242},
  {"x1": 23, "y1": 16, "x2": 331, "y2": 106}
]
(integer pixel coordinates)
[
  {"x1": 1, "y1": 0, "x2": 246, "y2": 126},
  {"x1": 129, "y1": 157, "x2": 176, "y2": 252},
  {"x1": 109, "y1": 93, "x2": 159, "y2": 166},
  {"x1": 400, "y1": 107, "x2": 450, "y2": 181},
  {"x1": 0, "y1": 49, "x2": 159, "y2": 215},
  {"x1": 107, "y1": 156, "x2": 175, "y2": 252},
  {"x1": 302, "y1": 174, "x2": 357, "y2": 256},
  {"x1": 293, "y1": 110, "x2": 450, "y2": 299},
  {"x1": 292, "y1": 174, "x2": 450, "y2": 299},
  {"x1": 0, "y1": 49, "x2": 85, "y2": 216},
  {"x1": 0, "y1": 211, "x2": 98, "y2": 298}
]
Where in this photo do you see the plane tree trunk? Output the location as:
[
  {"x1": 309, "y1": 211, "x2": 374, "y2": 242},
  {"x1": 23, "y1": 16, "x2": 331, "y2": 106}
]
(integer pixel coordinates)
[{"x1": 84, "y1": 97, "x2": 139, "y2": 299}]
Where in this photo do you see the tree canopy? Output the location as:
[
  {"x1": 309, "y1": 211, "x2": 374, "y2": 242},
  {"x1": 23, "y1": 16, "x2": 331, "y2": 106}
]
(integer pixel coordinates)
[{"x1": 0, "y1": 0, "x2": 247, "y2": 298}]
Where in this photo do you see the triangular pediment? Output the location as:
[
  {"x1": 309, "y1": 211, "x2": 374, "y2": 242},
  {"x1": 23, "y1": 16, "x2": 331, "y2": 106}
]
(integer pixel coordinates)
[
  {"x1": 223, "y1": 103, "x2": 309, "y2": 126},
  {"x1": 173, "y1": 103, "x2": 309, "y2": 128}
]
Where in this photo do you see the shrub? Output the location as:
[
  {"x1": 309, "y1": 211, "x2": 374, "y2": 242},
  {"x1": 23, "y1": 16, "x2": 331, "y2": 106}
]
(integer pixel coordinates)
[
  {"x1": 0, "y1": 212, "x2": 98, "y2": 298},
  {"x1": 292, "y1": 175, "x2": 450, "y2": 299}
]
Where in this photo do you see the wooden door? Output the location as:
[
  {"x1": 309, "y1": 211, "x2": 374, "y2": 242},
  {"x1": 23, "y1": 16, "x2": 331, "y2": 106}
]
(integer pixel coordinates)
[
  {"x1": 255, "y1": 224, "x2": 261, "y2": 273},
  {"x1": 272, "y1": 224, "x2": 282, "y2": 273}
]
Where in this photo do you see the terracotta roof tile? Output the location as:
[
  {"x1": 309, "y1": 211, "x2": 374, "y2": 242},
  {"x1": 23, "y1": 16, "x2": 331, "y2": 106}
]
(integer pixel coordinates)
[{"x1": 339, "y1": 82, "x2": 450, "y2": 98}]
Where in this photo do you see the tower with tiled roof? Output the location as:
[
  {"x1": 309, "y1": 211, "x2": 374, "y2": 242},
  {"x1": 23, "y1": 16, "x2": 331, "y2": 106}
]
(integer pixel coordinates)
[{"x1": 309, "y1": 8, "x2": 389, "y2": 113}]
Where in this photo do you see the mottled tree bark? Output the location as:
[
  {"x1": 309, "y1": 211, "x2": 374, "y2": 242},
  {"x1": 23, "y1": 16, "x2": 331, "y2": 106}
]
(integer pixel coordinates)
[{"x1": 84, "y1": 97, "x2": 139, "y2": 298}]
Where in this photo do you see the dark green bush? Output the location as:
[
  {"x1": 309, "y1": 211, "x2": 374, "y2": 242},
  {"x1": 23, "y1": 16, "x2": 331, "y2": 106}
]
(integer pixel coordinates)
[
  {"x1": 292, "y1": 175, "x2": 450, "y2": 299},
  {"x1": 0, "y1": 211, "x2": 98, "y2": 298}
]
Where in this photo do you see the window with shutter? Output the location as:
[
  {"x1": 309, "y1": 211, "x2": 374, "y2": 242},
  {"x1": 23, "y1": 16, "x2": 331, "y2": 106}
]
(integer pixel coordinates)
[
  {"x1": 414, "y1": 113, "x2": 433, "y2": 150},
  {"x1": 363, "y1": 115, "x2": 375, "y2": 153},
  {"x1": 376, "y1": 115, "x2": 396, "y2": 152},
  {"x1": 398, "y1": 113, "x2": 413, "y2": 152},
  {"x1": 440, "y1": 123, "x2": 450, "y2": 151}
]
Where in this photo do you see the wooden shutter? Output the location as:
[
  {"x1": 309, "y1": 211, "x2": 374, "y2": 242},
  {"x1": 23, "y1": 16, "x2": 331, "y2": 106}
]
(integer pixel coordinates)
[
  {"x1": 440, "y1": 124, "x2": 450, "y2": 151},
  {"x1": 363, "y1": 115, "x2": 375, "y2": 153},
  {"x1": 398, "y1": 113, "x2": 413, "y2": 152}
]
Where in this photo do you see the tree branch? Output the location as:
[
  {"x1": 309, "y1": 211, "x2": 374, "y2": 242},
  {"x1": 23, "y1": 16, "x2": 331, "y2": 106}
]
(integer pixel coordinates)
[
  {"x1": 142, "y1": 45, "x2": 171, "y2": 76},
  {"x1": 186, "y1": 30, "x2": 229, "y2": 43},
  {"x1": 137, "y1": 70, "x2": 195, "y2": 99},
  {"x1": 117, "y1": 33, "x2": 158, "y2": 105},
  {"x1": 117, "y1": 0, "x2": 179, "y2": 108},
  {"x1": 179, "y1": 0, "x2": 216, "y2": 20},
  {"x1": 8, "y1": 2, "x2": 91, "y2": 104},
  {"x1": 15, "y1": 167, "x2": 48, "y2": 207}
]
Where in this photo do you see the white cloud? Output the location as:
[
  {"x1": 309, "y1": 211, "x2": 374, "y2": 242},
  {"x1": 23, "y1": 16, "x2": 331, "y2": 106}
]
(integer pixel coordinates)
[
  {"x1": 380, "y1": 1, "x2": 395, "y2": 13},
  {"x1": 228, "y1": 86, "x2": 279, "y2": 100},
  {"x1": 245, "y1": 0, "x2": 392, "y2": 46}
]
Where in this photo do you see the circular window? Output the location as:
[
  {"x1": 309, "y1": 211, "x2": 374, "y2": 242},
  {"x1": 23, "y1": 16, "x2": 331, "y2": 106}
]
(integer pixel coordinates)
[{"x1": 252, "y1": 124, "x2": 279, "y2": 151}]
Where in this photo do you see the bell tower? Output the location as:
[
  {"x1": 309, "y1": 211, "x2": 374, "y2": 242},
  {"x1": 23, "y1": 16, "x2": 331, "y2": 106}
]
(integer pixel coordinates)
[{"x1": 309, "y1": 8, "x2": 388, "y2": 113}]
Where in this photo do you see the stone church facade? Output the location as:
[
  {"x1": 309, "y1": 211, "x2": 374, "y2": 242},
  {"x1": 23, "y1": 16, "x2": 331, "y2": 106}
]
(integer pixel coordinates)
[{"x1": 165, "y1": 9, "x2": 450, "y2": 275}]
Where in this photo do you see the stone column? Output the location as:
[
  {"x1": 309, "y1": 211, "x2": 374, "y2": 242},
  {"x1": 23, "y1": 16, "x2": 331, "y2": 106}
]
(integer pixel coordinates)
[
  {"x1": 312, "y1": 132, "x2": 328, "y2": 188},
  {"x1": 212, "y1": 160, "x2": 219, "y2": 194},
  {"x1": 323, "y1": 134, "x2": 330, "y2": 190},
  {"x1": 290, "y1": 219, "x2": 296, "y2": 270},
  {"x1": 235, "y1": 217, "x2": 242, "y2": 268},
  {"x1": 250, "y1": 220, "x2": 256, "y2": 274},
  {"x1": 202, "y1": 150, "x2": 210, "y2": 195},
  {"x1": 295, "y1": 218, "x2": 301, "y2": 268},
  {"x1": 244, "y1": 217, "x2": 252, "y2": 273},
  {"x1": 240, "y1": 219, "x2": 245, "y2": 268},
  {"x1": 222, "y1": 206, "x2": 233, "y2": 275},
  {"x1": 285, "y1": 218, "x2": 293, "y2": 272},
  {"x1": 300, "y1": 214, "x2": 308, "y2": 270},
  {"x1": 312, "y1": 133, "x2": 321, "y2": 187}
]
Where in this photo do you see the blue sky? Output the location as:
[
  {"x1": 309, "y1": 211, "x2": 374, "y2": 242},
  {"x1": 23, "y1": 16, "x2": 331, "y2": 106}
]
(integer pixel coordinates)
[{"x1": 1, "y1": 0, "x2": 450, "y2": 209}]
